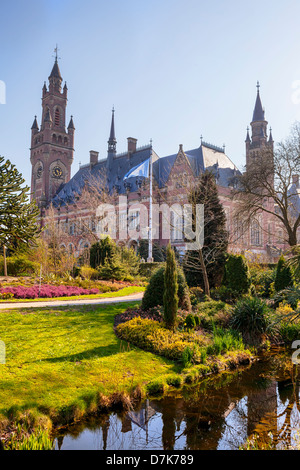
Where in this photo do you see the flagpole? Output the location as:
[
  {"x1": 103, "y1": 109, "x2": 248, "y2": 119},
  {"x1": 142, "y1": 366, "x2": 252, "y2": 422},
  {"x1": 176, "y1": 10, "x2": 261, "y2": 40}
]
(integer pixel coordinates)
[{"x1": 147, "y1": 140, "x2": 153, "y2": 262}]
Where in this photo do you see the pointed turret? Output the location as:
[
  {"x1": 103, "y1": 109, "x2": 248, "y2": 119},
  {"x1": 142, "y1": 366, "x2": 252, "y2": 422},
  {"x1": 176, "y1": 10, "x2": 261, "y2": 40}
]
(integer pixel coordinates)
[
  {"x1": 107, "y1": 108, "x2": 117, "y2": 170},
  {"x1": 48, "y1": 49, "x2": 63, "y2": 93},
  {"x1": 245, "y1": 126, "x2": 251, "y2": 143},
  {"x1": 68, "y1": 115, "x2": 75, "y2": 130},
  {"x1": 49, "y1": 57, "x2": 62, "y2": 81},
  {"x1": 31, "y1": 115, "x2": 39, "y2": 131},
  {"x1": 108, "y1": 107, "x2": 117, "y2": 154},
  {"x1": 268, "y1": 127, "x2": 274, "y2": 143},
  {"x1": 252, "y1": 81, "x2": 265, "y2": 122}
]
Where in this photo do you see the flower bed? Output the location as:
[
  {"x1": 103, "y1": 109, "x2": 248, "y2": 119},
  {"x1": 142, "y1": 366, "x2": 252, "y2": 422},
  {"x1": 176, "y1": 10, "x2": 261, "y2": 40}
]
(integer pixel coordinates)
[{"x1": 0, "y1": 284, "x2": 99, "y2": 300}]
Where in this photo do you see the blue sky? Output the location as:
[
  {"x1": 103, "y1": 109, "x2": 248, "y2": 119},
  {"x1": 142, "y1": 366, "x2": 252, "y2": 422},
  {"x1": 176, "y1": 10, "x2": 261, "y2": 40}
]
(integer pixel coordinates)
[{"x1": 1, "y1": 0, "x2": 300, "y2": 187}]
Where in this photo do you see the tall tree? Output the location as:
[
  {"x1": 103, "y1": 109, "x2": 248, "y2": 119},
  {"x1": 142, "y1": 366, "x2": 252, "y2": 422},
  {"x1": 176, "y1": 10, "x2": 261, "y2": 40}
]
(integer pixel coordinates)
[
  {"x1": 232, "y1": 122, "x2": 300, "y2": 247},
  {"x1": 183, "y1": 171, "x2": 228, "y2": 295},
  {"x1": 0, "y1": 157, "x2": 39, "y2": 276}
]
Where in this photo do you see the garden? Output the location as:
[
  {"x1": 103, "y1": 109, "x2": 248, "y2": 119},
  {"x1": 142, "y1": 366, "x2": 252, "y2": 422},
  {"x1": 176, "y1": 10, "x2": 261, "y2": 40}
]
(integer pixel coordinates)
[{"x1": 1, "y1": 229, "x2": 300, "y2": 449}]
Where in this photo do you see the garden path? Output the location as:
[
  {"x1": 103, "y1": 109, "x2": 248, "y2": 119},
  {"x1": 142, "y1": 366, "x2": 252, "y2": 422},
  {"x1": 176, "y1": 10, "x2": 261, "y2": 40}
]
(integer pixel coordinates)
[{"x1": 0, "y1": 292, "x2": 144, "y2": 310}]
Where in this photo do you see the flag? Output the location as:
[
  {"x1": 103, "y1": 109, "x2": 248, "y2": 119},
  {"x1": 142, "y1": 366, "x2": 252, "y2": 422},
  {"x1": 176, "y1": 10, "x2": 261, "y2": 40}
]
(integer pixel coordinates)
[{"x1": 123, "y1": 158, "x2": 150, "y2": 180}]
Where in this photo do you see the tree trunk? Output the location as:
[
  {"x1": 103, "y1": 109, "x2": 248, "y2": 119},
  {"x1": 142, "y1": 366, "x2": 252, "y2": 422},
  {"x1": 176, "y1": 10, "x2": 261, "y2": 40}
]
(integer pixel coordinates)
[
  {"x1": 198, "y1": 248, "x2": 210, "y2": 297},
  {"x1": 3, "y1": 246, "x2": 7, "y2": 277}
]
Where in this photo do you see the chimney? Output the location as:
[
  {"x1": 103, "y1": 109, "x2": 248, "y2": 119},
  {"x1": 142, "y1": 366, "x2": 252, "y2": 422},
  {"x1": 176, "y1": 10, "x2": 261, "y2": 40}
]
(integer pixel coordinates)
[
  {"x1": 127, "y1": 137, "x2": 137, "y2": 154},
  {"x1": 292, "y1": 174, "x2": 299, "y2": 188},
  {"x1": 89, "y1": 150, "x2": 99, "y2": 167}
]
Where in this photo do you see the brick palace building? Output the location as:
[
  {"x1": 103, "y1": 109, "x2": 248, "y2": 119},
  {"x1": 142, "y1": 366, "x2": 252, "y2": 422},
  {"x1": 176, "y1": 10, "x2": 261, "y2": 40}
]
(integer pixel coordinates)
[{"x1": 30, "y1": 56, "x2": 291, "y2": 262}]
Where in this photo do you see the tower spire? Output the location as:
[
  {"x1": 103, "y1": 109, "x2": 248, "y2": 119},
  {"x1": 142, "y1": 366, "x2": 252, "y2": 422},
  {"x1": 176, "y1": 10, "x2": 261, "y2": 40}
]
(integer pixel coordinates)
[
  {"x1": 252, "y1": 81, "x2": 265, "y2": 122},
  {"x1": 107, "y1": 107, "x2": 117, "y2": 154},
  {"x1": 49, "y1": 46, "x2": 62, "y2": 92}
]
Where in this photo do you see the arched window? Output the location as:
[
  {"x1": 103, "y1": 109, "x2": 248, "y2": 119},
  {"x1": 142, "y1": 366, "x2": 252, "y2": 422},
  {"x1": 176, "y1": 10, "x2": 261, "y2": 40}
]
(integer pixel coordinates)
[
  {"x1": 251, "y1": 219, "x2": 261, "y2": 246},
  {"x1": 55, "y1": 108, "x2": 60, "y2": 126}
]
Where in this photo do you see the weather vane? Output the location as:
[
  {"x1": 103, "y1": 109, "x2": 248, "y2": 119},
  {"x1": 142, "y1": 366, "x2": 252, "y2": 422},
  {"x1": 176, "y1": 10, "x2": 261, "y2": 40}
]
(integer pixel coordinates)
[{"x1": 53, "y1": 44, "x2": 61, "y2": 62}]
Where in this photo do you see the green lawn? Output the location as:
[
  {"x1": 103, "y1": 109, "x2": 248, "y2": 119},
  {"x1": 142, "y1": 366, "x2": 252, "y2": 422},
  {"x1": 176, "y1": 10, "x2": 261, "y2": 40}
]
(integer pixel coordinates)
[
  {"x1": 0, "y1": 285, "x2": 145, "y2": 303},
  {"x1": 0, "y1": 301, "x2": 179, "y2": 425}
]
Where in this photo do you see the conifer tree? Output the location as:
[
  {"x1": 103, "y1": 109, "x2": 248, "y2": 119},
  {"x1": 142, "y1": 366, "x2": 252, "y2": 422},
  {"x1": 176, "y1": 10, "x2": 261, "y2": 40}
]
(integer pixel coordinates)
[
  {"x1": 183, "y1": 171, "x2": 228, "y2": 294},
  {"x1": 0, "y1": 157, "x2": 39, "y2": 275},
  {"x1": 274, "y1": 254, "x2": 294, "y2": 292},
  {"x1": 163, "y1": 243, "x2": 178, "y2": 330}
]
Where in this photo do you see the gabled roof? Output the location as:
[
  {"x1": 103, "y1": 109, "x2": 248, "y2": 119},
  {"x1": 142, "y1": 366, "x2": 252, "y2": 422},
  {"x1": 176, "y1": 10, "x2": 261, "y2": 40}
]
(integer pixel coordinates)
[{"x1": 153, "y1": 142, "x2": 239, "y2": 189}]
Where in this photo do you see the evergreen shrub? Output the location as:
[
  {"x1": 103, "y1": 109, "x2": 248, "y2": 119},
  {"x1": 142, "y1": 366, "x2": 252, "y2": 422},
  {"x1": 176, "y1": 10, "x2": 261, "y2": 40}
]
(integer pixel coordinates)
[
  {"x1": 223, "y1": 254, "x2": 251, "y2": 296},
  {"x1": 141, "y1": 266, "x2": 191, "y2": 312},
  {"x1": 274, "y1": 255, "x2": 294, "y2": 292}
]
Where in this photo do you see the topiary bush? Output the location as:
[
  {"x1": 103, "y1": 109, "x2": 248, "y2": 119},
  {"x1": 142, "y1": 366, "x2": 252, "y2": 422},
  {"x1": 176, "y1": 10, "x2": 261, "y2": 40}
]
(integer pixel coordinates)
[
  {"x1": 141, "y1": 265, "x2": 191, "y2": 312},
  {"x1": 223, "y1": 254, "x2": 251, "y2": 296}
]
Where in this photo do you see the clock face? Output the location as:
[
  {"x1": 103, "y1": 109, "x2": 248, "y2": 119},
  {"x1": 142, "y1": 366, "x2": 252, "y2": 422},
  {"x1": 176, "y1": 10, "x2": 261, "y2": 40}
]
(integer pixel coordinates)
[
  {"x1": 37, "y1": 166, "x2": 43, "y2": 178},
  {"x1": 52, "y1": 166, "x2": 63, "y2": 178}
]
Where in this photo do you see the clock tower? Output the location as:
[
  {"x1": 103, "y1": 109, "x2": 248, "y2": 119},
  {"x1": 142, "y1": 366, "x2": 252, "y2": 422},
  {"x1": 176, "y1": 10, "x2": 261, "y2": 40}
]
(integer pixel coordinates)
[{"x1": 30, "y1": 50, "x2": 75, "y2": 209}]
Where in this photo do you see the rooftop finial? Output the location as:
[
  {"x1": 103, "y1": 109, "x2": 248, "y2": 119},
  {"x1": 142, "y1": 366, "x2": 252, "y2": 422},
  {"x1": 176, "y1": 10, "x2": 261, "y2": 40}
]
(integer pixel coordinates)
[
  {"x1": 53, "y1": 44, "x2": 60, "y2": 62},
  {"x1": 257, "y1": 80, "x2": 260, "y2": 93}
]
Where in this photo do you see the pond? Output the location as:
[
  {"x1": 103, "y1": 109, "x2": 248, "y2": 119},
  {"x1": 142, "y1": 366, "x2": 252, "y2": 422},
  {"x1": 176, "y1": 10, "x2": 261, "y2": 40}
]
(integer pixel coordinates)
[{"x1": 54, "y1": 348, "x2": 300, "y2": 451}]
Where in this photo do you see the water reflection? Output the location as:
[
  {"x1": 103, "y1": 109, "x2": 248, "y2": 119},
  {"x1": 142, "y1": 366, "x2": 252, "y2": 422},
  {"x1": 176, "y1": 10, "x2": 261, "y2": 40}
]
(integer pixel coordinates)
[{"x1": 55, "y1": 351, "x2": 300, "y2": 450}]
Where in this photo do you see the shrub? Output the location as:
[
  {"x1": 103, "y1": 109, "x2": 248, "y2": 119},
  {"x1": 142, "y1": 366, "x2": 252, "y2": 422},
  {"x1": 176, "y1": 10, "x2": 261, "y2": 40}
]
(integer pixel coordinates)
[
  {"x1": 223, "y1": 254, "x2": 251, "y2": 295},
  {"x1": 189, "y1": 286, "x2": 204, "y2": 305},
  {"x1": 116, "y1": 317, "x2": 206, "y2": 363},
  {"x1": 80, "y1": 265, "x2": 98, "y2": 280},
  {"x1": 230, "y1": 296, "x2": 272, "y2": 345},
  {"x1": 141, "y1": 266, "x2": 191, "y2": 312},
  {"x1": 138, "y1": 262, "x2": 162, "y2": 279},
  {"x1": 183, "y1": 313, "x2": 197, "y2": 330},
  {"x1": 274, "y1": 255, "x2": 294, "y2": 292},
  {"x1": 273, "y1": 286, "x2": 300, "y2": 309},
  {"x1": 196, "y1": 300, "x2": 231, "y2": 331},
  {"x1": 0, "y1": 255, "x2": 39, "y2": 277},
  {"x1": 279, "y1": 322, "x2": 300, "y2": 343},
  {"x1": 250, "y1": 265, "x2": 276, "y2": 298},
  {"x1": 0, "y1": 292, "x2": 14, "y2": 300},
  {"x1": 0, "y1": 284, "x2": 99, "y2": 299},
  {"x1": 90, "y1": 237, "x2": 115, "y2": 269}
]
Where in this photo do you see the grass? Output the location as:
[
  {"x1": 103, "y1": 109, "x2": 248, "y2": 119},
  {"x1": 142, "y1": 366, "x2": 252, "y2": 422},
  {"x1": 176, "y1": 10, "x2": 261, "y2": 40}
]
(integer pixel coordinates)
[
  {"x1": 0, "y1": 285, "x2": 145, "y2": 303},
  {"x1": 0, "y1": 301, "x2": 179, "y2": 429}
]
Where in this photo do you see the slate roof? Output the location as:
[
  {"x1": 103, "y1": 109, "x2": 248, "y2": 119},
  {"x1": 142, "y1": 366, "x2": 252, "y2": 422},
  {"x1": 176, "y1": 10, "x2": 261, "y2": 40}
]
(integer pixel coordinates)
[
  {"x1": 49, "y1": 59, "x2": 62, "y2": 80},
  {"x1": 153, "y1": 142, "x2": 240, "y2": 189},
  {"x1": 287, "y1": 181, "x2": 300, "y2": 216},
  {"x1": 252, "y1": 90, "x2": 265, "y2": 122},
  {"x1": 52, "y1": 142, "x2": 240, "y2": 207}
]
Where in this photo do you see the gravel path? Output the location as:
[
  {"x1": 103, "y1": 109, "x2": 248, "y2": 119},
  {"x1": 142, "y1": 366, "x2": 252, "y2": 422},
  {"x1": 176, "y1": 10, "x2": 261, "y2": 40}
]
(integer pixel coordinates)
[{"x1": 0, "y1": 292, "x2": 144, "y2": 310}]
